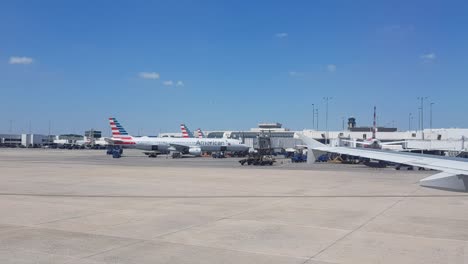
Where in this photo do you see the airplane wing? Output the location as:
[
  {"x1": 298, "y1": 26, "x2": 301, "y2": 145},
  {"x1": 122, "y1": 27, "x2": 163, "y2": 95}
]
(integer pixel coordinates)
[
  {"x1": 168, "y1": 143, "x2": 190, "y2": 152},
  {"x1": 104, "y1": 137, "x2": 136, "y2": 146},
  {"x1": 297, "y1": 133, "x2": 468, "y2": 192},
  {"x1": 380, "y1": 141, "x2": 407, "y2": 145}
]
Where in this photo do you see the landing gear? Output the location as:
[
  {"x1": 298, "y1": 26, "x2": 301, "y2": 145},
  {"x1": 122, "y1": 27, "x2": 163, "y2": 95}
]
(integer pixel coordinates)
[
  {"x1": 171, "y1": 152, "x2": 182, "y2": 159},
  {"x1": 395, "y1": 164, "x2": 414, "y2": 170}
]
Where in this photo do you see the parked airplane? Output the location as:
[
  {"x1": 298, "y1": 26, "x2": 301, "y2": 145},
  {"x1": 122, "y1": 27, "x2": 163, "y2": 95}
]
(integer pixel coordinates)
[
  {"x1": 108, "y1": 118, "x2": 249, "y2": 156},
  {"x1": 297, "y1": 133, "x2": 468, "y2": 192},
  {"x1": 342, "y1": 138, "x2": 407, "y2": 150}
]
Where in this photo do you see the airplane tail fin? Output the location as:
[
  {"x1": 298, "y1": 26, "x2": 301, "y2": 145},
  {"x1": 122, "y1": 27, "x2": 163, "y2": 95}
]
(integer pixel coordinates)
[
  {"x1": 196, "y1": 128, "x2": 205, "y2": 138},
  {"x1": 108, "y1": 118, "x2": 135, "y2": 144},
  {"x1": 180, "y1": 124, "x2": 194, "y2": 138}
]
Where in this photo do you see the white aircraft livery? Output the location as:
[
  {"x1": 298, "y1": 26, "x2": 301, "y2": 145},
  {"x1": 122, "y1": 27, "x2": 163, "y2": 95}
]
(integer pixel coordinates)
[
  {"x1": 298, "y1": 133, "x2": 468, "y2": 192},
  {"x1": 108, "y1": 118, "x2": 249, "y2": 156}
]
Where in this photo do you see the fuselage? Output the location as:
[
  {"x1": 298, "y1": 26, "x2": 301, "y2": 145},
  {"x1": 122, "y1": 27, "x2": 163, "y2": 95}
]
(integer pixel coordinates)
[{"x1": 115, "y1": 136, "x2": 249, "y2": 153}]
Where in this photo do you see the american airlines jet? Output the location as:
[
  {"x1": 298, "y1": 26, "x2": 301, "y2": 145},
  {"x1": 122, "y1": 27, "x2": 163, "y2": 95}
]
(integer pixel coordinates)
[{"x1": 108, "y1": 118, "x2": 249, "y2": 156}]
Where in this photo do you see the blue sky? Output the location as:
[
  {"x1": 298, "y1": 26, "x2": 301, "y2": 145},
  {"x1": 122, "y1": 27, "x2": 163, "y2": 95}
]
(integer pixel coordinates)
[{"x1": 1, "y1": 0, "x2": 467, "y2": 135}]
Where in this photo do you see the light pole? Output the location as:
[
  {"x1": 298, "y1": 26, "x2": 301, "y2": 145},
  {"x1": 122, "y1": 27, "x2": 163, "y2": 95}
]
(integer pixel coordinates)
[
  {"x1": 408, "y1": 113, "x2": 413, "y2": 131},
  {"x1": 417, "y1": 97, "x2": 428, "y2": 140},
  {"x1": 418, "y1": 107, "x2": 421, "y2": 131},
  {"x1": 430, "y1": 102, "x2": 435, "y2": 130},
  {"x1": 315, "y1": 109, "x2": 319, "y2": 130},
  {"x1": 323, "y1": 97, "x2": 332, "y2": 144},
  {"x1": 312, "y1": 104, "x2": 315, "y2": 130}
]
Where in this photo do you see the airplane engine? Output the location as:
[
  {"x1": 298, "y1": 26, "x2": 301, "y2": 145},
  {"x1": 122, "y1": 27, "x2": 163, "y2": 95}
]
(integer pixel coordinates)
[{"x1": 188, "y1": 147, "x2": 202, "y2": 156}]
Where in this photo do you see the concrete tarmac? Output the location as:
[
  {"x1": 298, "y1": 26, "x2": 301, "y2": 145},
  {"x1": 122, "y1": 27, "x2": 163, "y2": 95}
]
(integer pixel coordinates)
[{"x1": 1, "y1": 148, "x2": 468, "y2": 263}]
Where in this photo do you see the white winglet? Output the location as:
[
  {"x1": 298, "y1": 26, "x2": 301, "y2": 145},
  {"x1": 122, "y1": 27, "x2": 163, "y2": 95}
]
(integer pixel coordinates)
[
  {"x1": 295, "y1": 133, "x2": 327, "y2": 163},
  {"x1": 420, "y1": 172, "x2": 468, "y2": 192},
  {"x1": 295, "y1": 133, "x2": 326, "y2": 149}
]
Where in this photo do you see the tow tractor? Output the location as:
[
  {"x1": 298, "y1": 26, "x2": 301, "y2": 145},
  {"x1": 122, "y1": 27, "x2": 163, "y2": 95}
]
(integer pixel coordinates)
[{"x1": 106, "y1": 146, "x2": 123, "y2": 158}]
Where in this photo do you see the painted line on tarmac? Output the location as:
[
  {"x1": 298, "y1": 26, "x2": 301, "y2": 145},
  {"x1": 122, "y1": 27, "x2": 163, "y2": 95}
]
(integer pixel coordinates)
[{"x1": 0, "y1": 193, "x2": 466, "y2": 198}]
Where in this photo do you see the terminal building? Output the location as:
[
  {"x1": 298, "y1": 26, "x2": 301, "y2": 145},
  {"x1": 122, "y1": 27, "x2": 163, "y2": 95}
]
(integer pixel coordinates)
[
  {"x1": 161, "y1": 118, "x2": 468, "y2": 155},
  {"x1": 0, "y1": 134, "x2": 22, "y2": 147},
  {"x1": 0, "y1": 134, "x2": 52, "y2": 147},
  {"x1": 0, "y1": 130, "x2": 106, "y2": 148},
  {"x1": 85, "y1": 130, "x2": 102, "y2": 139}
]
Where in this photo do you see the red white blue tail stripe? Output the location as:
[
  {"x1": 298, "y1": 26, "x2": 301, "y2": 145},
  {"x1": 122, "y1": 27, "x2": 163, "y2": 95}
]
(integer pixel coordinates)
[
  {"x1": 180, "y1": 124, "x2": 194, "y2": 138},
  {"x1": 109, "y1": 118, "x2": 136, "y2": 145}
]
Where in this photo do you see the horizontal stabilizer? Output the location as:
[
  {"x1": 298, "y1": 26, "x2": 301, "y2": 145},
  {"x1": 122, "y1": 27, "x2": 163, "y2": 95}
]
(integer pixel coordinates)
[
  {"x1": 104, "y1": 138, "x2": 115, "y2": 144},
  {"x1": 420, "y1": 172, "x2": 468, "y2": 192}
]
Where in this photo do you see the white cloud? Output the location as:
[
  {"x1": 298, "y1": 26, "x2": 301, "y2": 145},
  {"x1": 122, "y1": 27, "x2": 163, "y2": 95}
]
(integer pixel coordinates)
[
  {"x1": 139, "y1": 72, "x2": 160, "y2": 79},
  {"x1": 9, "y1": 56, "x2": 34, "y2": 65},
  {"x1": 275, "y1": 33, "x2": 288, "y2": 38},
  {"x1": 420, "y1": 53, "x2": 436, "y2": 61},
  {"x1": 327, "y1": 64, "x2": 337, "y2": 72},
  {"x1": 176, "y1": 81, "x2": 184, "y2": 87},
  {"x1": 163, "y1": 80, "x2": 174, "y2": 86}
]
